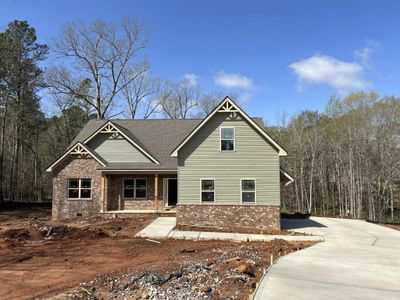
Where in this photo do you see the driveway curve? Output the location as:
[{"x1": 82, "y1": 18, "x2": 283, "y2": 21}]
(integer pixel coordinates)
[{"x1": 254, "y1": 217, "x2": 400, "y2": 300}]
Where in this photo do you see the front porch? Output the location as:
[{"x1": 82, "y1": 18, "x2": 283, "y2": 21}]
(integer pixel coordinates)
[{"x1": 100, "y1": 172, "x2": 178, "y2": 213}]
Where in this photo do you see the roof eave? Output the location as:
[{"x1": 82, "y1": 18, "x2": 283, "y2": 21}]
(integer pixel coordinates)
[
  {"x1": 280, "y1": 168, "x2": 294, "y2": 186},
  {"x1": 45, "y1": 142, "x2": 107, "y2": 172}
]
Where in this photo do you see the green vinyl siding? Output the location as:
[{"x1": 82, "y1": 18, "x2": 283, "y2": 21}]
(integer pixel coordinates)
[
  {"x1": 178, "y1": 112, "x2": 280, "y2": 205},
  {"x1": 87, "y1": 133, "x2": 152, "y2": 163}
]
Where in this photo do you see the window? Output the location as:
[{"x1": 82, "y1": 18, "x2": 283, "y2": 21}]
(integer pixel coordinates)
[
  {"x1": 68, "y1": 178, "x2": 92, "y2": 199},
  {"x1": 220, "y1": 127, "x2": 235, "y2": 151},
  {"x1": 123, "y1": 178, "x2": 147, "y2": 199},
  {"x1": 241, "y1": 179, "x2": 256, "y2": 203},
  {"x1": 201, "y1": 179, "x2": 215, "y2": 202}
]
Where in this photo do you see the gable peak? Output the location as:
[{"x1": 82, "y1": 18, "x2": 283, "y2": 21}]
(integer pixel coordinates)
[
  {"x1": 100, "y1": 121, "x2": 119, "y2": 133},
  {"x1": 218, "y1": 98, "x2": 239, "y2": 112}
]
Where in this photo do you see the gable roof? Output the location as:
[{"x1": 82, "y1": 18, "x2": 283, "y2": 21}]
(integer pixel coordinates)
[
  {"x1": 63, "y1": 116, "x2": 266, "y2": 171},
  {"x1": 83, "y1": 121, "x2": 161, "y2": 164},
  {"x1": 170, "y1": 97, "x2": 287, "y2": 157},
  {"x1": 68, "y1": 119, "x2": 203, "y2": 170},
  {"x1": 46, "y1": 97, "x2": 281, "y2": 172},
  {"x1": 46, "y1": 142, "x2": 107, "y2": 172}
]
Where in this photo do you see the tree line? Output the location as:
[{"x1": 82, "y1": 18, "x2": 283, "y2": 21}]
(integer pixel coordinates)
[
  {"x1": 0, "y1": 19, "x2": 226, "y2": 204},
  {"x1": 0, "y1": 19, "x2": 399, "y2": 222},
  {"x1": 269, "y1": 92, "x2": 400, "y2": 222}
]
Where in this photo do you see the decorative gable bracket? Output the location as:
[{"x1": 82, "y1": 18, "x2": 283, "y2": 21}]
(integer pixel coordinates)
[
  {"x1": 70, "y1": 144, "x2": 91, "y2": 157},
  {"x1": 218, "y1": 101, "x2": 238, "y2": 112},
  {"x1": 100, "y1": 123, "x2": 119, "y2": 133},
  {"x1": 84, "y1": 121, "x2": 160, "y2": 164},
  {"x1": 45, "y1": 142, "x2": 106, "y2": 172},
  {"x1": 170, "y1": 97, "x2": 288, "y2": 157}
]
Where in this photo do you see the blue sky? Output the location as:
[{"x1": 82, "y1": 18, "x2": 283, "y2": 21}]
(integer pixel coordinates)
[{"x1": 1, "y1": 0, "x2": 399, "y2": 124}]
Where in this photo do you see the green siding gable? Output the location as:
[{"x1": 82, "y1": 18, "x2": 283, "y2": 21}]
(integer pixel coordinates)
[
  {"x1": 87, "y1": 133, "x2": 152, "y2": 163},
  {"x1": 178, "y1": 112, "x2": 280, "y2": 206}
]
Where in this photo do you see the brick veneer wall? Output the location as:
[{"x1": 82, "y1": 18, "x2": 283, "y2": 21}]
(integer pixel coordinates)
[
  {"x1": 107, "y1": 174, "x2": 176, "y2": 210},
  {"x1": 52, "y1": 156, "x2": 177, "y2": 219},
  {"x1": 176, "y1": 204, "x2": 281, "y2": 230},
  {"x1": 52, "y1": 156, "x2": 102, "y2": 220}
]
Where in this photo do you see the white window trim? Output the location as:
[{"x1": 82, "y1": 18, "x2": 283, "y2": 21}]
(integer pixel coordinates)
[
  {"x1": 200, "y1": 178, "x2": 216, "y2": 203},
  {"x1": 67, "y1": 178, "x2": 92, "y2": 200},
  {"x1": 220, "y1": 127, "x2": 235, "y2": 152},
  {"x1": 240, "y1": 178, "x2": 256, "y2": 204},
  {"x1": 123, "y1": 178, "x2": 147, "y2": 199}
]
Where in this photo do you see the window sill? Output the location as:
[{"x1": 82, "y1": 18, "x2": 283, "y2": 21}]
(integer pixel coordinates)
[
  {"x1": 68, "y1": 198, "x2": 92, "y2": 201},
  {"x1": 197, "y1": 202, "x2": 257, "y2": 205},
  {"x1": 124, "y1": 198, "x2": 148, "y2": 200}
]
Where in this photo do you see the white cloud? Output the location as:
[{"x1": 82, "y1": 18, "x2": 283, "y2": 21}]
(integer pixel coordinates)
[
  {"x1": 182, "y1": 73, "x2": 198, "y2": 86},
  {"x1": 289, "y1": 54, "x2": 369, "y2": 91},
  {"x1": 214, "y1": 71, "x2": 255, "y2": 90},
  {"x1": 354, "y1": 39, "x2": 378, "y2": 68},
  {"x1": 237, "y1": 92, "x2": 253, "y2": 103}
]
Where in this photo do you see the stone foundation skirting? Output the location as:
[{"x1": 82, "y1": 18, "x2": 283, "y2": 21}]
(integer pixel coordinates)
[
  {"x1": 124, "y1": 199, "x2": 164, "y2": 210},
  {"x1": 176, "y1": 204, "x2": 280, "y2": 230}
]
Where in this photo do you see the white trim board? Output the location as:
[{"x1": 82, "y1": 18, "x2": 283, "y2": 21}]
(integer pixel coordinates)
[
  {"x1": 170, "y1": 97, "x2": 287, "y2": 157},
  {"x1": 280, "y1": 168, "x2": 294, "y2": 186},
  {"x1": 46, "y1": 142, "x2": 106, "y2": 172},
  {"x1": 99, "y1": 169, "x2": 177, "y2": 174},
  {"x1": 84, "y1": 121, "x2": 160, "y2": 164},
  {"x1": 200, "y1": 178, "x2": 216, "y2": 204},
  {"x1": 220, "y1": 126, "x2": 236, "y2": 152}
]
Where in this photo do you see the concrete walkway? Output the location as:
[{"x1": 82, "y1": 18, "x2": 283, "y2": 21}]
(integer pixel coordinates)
[
  {"x1": 136, "y1": 217, "x2": 322, "y2": 242},
  {"x1": 254, "y1": 217, "x2": 400, "y2": 300},
  {"x1": 136, "y1": 217, "x2": 177, "y2": 238}
]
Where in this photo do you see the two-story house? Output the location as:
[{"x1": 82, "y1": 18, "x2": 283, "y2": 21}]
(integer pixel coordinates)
[{"x1": 47, "y1": 97, "x2": 293, "y2": 229}]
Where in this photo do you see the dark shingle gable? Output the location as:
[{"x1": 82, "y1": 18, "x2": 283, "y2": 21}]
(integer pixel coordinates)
[{"x1": 70, "y1": 118, "x2": 265, "y2": 170}]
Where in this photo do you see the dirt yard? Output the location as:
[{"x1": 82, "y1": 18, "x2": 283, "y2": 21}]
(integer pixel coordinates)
[
  {"x1": 0, "y1": 208, "x2": 315, "y2": 300},
  {"x1": 385, "y1": 224, "x2": 400, "y2": 231}
]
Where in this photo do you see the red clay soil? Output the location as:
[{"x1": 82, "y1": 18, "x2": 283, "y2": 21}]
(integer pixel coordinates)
[
  {"x1": 0, "y1": 208, "x2": 315, "y2": 300},
  {"x1": 385, "y1": 224, "x2": 400, "y2": 231}
]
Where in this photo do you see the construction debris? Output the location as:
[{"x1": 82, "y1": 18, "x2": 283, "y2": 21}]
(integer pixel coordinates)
[
  {"x1": 60, "y1": 241, "x2": 301, "y2": 300},
  {"x1": 0, "y1": 208, "x2": 315, "y2": 300}
]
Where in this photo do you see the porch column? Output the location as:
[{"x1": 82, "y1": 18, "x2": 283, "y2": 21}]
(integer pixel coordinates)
[
  {"x1": 154, "y1": 174, "x2": 158, "y2": 211},
  {"x1": 101, "y1": 174, "x2": 106, "y2": 212}
]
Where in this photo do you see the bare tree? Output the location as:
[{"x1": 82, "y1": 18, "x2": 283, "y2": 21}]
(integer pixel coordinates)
[
  {"x1": 160, "y1": 79, "x2": 200, "y2": 119},
  {"x1": 197, "y1": 92, "x2": 224, "y2": 117},
  {"x1": 46, "y1": 18, "x2": 149, "y2": 119},
  {"x1": 120, "y1": 69, "x2": 163, "y2": 119}
]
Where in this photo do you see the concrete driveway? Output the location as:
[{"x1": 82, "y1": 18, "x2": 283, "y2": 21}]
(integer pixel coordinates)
[{"x1": 254, "y1": 217, "x2": 400, "y2": 300}]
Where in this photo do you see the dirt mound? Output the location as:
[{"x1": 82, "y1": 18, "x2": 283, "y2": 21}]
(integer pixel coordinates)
[
  {"x1": 61, "y1": 240, "x2": 311, "y2": 300},
  {"x1": 2, "y1": 221, "x2": 110, "y2": 244},
  {"x1": 3, "y1": 228, "x2": 31, "y2": 241}
]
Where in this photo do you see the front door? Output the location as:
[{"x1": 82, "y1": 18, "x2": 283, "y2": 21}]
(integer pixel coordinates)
[{"x1": 167, "y1": 179, "x2": 178, "y2": 206}]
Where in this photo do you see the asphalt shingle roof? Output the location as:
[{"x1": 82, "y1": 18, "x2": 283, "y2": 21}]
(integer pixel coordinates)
[{"x1": 70, "y1": 118, "x2": 264, "y2": 170}]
